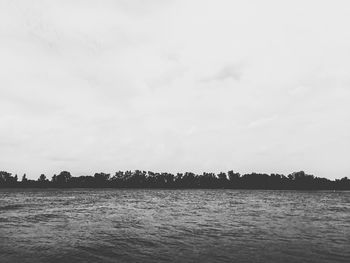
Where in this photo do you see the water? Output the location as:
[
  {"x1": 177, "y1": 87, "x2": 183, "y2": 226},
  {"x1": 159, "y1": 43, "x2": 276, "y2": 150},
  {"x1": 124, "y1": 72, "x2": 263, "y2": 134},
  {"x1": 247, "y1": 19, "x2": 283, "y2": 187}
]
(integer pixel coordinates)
[{"x1": 0, "y1": 189, "x2": 349, "y2": 263}]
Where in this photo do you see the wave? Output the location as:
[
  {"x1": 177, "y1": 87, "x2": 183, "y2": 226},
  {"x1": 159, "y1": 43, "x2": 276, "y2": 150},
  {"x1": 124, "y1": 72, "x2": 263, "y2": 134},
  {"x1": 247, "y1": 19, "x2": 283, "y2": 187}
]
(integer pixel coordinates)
[{"x1": 0, "y1": 204, "x2": 23, "y2": 211}]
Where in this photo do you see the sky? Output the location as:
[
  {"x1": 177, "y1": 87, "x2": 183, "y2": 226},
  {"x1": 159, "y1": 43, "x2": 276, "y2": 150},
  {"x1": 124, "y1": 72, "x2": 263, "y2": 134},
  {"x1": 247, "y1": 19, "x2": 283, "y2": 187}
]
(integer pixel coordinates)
[{"x1": 1, "y1": 0, "x2": 350, "y2": 180}]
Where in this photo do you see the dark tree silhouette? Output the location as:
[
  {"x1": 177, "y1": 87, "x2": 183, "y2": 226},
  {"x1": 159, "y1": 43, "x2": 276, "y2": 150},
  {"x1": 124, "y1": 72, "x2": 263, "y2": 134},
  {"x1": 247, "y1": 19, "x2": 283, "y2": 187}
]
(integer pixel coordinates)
[
  {"x1": 55, "y1": 171, "x2": 72, "y2": 186},
  {"x1": 0, "y1": 171, "x2": 13, "y2": 184},
  {"x1": 0, "y1": 169, "x2": 349, "y2": 190},
  {"x1": 22, "y1": 174, "x2": 27, "y2": 182},
  {"x1": 94, "y1": 173, "x2": 110, "y2": 187},
  {"x1": 38, "y1": 174, "x2": 47, "y2": 182}
]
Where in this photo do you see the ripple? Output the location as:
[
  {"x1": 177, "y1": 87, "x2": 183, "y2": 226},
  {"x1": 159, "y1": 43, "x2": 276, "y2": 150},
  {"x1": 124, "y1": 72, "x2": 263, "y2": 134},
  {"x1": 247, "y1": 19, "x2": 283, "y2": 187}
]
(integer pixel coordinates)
[
  {"x1": 0, "y1": 204, "x2": 24, "y2": 211},
  {"x1": 0, "y1": 189, "x2": 349, "y2": 263}
]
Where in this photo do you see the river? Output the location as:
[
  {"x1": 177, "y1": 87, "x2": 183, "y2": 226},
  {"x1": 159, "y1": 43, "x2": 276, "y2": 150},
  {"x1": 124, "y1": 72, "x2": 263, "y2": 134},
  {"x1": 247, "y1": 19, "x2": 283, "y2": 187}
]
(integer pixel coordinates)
[{"x1": 0, "y1": 189, "x2": 349, "y2": 262}]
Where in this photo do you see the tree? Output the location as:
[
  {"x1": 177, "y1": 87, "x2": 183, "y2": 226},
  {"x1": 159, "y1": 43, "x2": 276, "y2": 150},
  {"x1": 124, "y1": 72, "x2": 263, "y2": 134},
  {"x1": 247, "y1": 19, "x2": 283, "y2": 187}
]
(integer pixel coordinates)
[
  {"x1": 22, "y1": 174, "x2": 27, "y2": 182},
  {"x1": 0, "y1": 171, "x2": 12, "y2": 183},
  {"x1": 228, "y1": 171, "x2": 240, "y2": 181},
  {"x1": 38, "y1": 174, "x2": 47, "y2": 182},
  {"x1": 0, "y1": 171, "x2": 18, "y2": 186},
  {"x1": 56, "y1": 171, "x2": 72, "y2": 184},
  {"x1": 94, "y1": 172, "x2": 110, "y2": 186},
  {"x1": 52, "y1": 174, "x2": 57, "y2": 183}
]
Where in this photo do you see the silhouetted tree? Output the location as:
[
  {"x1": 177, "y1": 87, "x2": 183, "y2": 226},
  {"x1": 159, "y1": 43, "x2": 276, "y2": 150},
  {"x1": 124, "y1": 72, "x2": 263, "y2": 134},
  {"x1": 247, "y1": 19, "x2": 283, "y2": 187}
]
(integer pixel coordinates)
[
  {"x1": 1, "y1": 169, "x2": 349, "y2": 190},
  {"x1": 217, "y1": 172, "x2": 228, "y2": 187},
  {"x1": 55, "y1": 171, "x2": 72, "y2": 185},
  {"x1": 38, "y1": 174, "x2": 47, "y2": 182},
  {"x1": 0, "y1": 171, "x2": 12, "y2": 184},
  {"x1": 0, "y1": 171, "x2": 18, "y2": 187},
  {"x1": 52, "y1": 174, "x2": 57, "y2": 183},
  {"x1": 94, "y1": 172, "x2": 110, "y2": 187},
  {"x1": 22, "y1": 174, "x2": 28, "y2": 182}
]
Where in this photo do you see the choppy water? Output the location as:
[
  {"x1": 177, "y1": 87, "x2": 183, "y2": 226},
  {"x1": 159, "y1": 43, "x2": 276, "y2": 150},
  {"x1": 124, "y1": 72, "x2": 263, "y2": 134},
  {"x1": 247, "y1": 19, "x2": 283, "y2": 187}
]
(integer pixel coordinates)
[{"x1": 0, "y1": 189, "x2": 349, "y2": 263}]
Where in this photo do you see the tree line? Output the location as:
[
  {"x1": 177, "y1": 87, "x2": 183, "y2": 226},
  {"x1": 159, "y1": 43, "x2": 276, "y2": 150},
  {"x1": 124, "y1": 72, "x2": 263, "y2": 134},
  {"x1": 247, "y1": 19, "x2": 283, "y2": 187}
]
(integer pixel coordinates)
[{"x1": 0, "y1": 170, "x2": 349, "y2": 190}]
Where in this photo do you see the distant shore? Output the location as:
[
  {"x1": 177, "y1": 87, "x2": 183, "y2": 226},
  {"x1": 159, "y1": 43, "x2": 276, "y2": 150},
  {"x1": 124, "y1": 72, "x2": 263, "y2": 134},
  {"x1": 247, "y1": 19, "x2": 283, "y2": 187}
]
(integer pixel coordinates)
[{"x1": 1, "y1": 170, "x2": 349, "y2": 190}]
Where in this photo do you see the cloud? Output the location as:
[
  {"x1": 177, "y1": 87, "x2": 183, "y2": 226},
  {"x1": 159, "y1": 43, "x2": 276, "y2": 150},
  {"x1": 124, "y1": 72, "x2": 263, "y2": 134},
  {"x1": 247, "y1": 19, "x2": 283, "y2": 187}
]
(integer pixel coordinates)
[
  {"x1": 48, "y1": 156, "x2": 79, "y2": 163},
  {"x1": 1, "y1": 0, "x2": 350, "y2": 179},
  {"x1": 248, "y1": 115, "x2": 278, "y2": 129},
  {"x1": 202, "y1": 64, "x2": 243, "y2": 83}
]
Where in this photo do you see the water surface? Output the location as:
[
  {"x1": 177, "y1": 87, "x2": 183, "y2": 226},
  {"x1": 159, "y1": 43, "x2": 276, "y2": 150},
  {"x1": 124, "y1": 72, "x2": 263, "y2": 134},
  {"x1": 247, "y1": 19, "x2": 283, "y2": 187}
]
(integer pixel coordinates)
[{"x1": 0, "y1": 189, "x2": 349, "y2": 262}]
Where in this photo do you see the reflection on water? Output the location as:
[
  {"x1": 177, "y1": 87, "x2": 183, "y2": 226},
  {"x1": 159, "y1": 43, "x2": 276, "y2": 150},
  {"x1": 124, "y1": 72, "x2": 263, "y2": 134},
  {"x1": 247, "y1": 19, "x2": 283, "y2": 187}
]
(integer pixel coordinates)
[{"x1": 0, "y1": 189, "x2": 349, "y2": 263}]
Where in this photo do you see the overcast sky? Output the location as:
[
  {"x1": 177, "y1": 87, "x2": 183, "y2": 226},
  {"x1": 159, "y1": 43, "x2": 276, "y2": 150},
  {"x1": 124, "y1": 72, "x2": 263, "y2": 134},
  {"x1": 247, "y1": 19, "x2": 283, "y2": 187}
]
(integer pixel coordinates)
[{"x1": 1, "y1": 0, "x2": 350, "y2": 179}]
